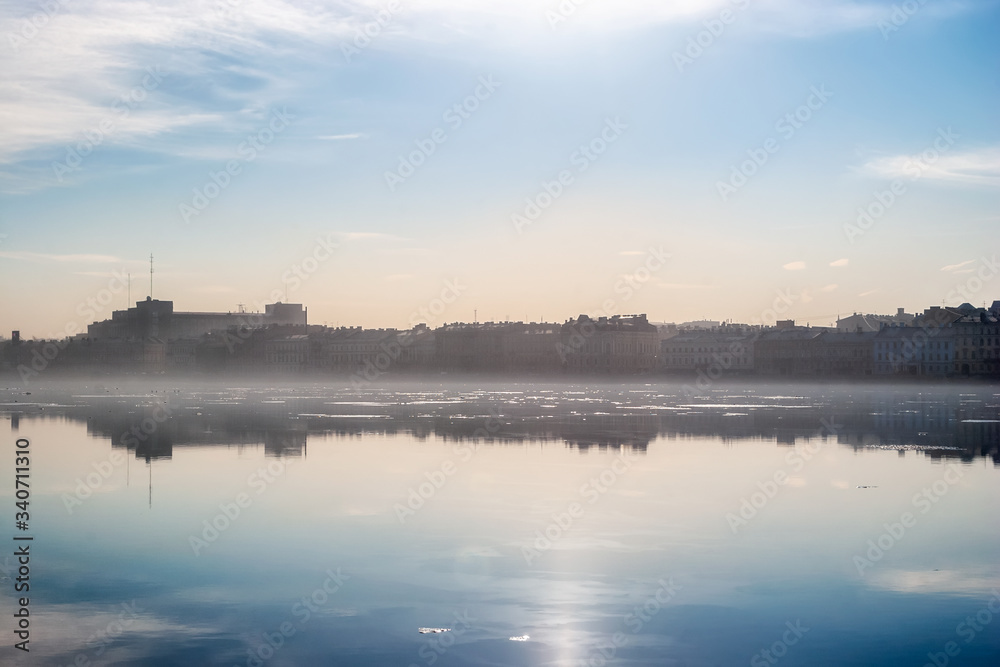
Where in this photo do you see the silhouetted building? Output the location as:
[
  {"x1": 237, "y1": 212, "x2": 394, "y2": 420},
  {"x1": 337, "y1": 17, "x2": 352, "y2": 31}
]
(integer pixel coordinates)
[
  {"x1": 5, "y1": 296, "x2": 998, "y2": 380},
  {"x1": 874, "y1": 325, "x2": 953, "y2": 376},
  {"x1": 436, "y1": 322, "x2": 562, "y2": 372},
  {"x1": 660, "y1": 324, "x2": 756, "y2": 372},
  {"x1": 560, "y1": 314, "x2": 658, "y2": 373},
  {"x1": 318, "y1": 327, "x2": 400, "y2": 373},
  {"x1": 395, "y1": 324, "x2": 436, "y2": 370},
  {"x1": 837, "y1": 308, "x2": 914, "y2": 332},
  {"x1": 88, "y1": 298, "x2": 305, "y2": 341},
  {"x1": 756, "y1": 327, "x2": 872, "y2": 376}
]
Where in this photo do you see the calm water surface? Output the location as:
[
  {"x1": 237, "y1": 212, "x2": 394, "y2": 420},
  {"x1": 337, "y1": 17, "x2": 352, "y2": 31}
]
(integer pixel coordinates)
[{"x1": 0, "y1": 379, "x2": 998, "y2": 666}]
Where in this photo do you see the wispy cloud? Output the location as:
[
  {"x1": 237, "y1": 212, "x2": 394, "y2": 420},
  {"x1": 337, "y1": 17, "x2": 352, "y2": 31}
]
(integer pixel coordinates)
[
  {"x1": 940, "y1": 259, "x2": 975, "y2": 272},
  {"x1": 316, "y1": 133, "x2": 366, "y2": 141},
  {"x1": 657, "y1": 283, "x2": 716, "y2": 290},
  {"x1": 829, "y1": 258, "x2": 849, "y2": 267},
  {"x1": 0, "y1": 0, "x2": 360, "y2": 168},
  {"x1": 862, "y1": 146, "x2": 1000, "y2": 186},
  {"x1": 821, "y1": 284, "x2": 838, "y2": 292},
  {"x1": 783, "y1": 261, "x2": 806, "y2": 271},
  {"x1": 0, "y1": 250, "x2": 136, "y2": 264},
  {"x1": 400, "y1": 0, "x2": 939, "y2": 37},
  {"x1": 0, "y1": 0, "x2": 983, "y2": 196}
]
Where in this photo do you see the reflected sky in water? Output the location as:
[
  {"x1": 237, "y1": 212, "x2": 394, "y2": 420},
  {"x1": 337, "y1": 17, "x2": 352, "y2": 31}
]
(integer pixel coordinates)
[{"x1": 0, "y1": 379, "x2": 998, "y2": 666}]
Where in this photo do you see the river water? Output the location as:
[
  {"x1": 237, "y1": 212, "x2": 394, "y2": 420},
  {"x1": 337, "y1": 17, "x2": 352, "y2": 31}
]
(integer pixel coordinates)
[{"x1": 0, "y1": 379, "x2": 997, "y2": 666}]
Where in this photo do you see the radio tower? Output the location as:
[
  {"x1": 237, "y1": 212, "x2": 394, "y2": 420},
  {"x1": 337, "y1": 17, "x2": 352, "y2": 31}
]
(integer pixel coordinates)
[{"x1": 149, "y1": 254, "x2": 154, "y2": 298}]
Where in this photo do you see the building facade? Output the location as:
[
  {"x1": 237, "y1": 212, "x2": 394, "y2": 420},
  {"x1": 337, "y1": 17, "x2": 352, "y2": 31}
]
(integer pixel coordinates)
[
  {"x1": 435, "y1": 322, "x2": 562, "y2": 373},
  {"x1": 560, "y1": 314, "x2": 658, "y2": 373},
  {"x1": 88, "y1": 298, "x2": 305, "y2": 341},
  {"x1": 660, "y1": 324, "x2": 757, "y2": 373}
]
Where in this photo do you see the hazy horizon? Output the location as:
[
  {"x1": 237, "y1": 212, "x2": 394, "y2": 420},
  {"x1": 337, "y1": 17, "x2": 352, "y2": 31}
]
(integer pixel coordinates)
[{"x1": 2, "y1": 0, "x2": 999, "y2": 337}]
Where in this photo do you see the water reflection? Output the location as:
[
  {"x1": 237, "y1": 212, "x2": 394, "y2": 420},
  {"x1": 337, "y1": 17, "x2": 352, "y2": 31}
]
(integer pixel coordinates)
[
  {"x1": 2, "y1": 380, "x2": 997, "y2": 463},
  {"x1": 0, "y1": 379, "x2": 997, "y2": 666}
]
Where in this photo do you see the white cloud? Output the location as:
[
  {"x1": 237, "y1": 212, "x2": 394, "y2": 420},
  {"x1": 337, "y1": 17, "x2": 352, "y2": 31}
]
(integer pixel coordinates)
[
  {"x1": 862, "y1": 146, "x2": 1000, "y2": 187},
  {"x1": 398, "y1": 0, "x2": 915, "y2": 37},
  {"x1": 830, "y1": 258, "x2": 849, "y2": 267},
  {"x1": 657, "y1": 283, "x2": 716, "y2": 290},
  {"x1": 0, "y1": 0, "x2": 981, "y2": 190},
  {"x1": 940, "y1": 259, "x2": 975, "y2": 272},
  {"x1": 0, "y1": 250, "x2": 136, "y2": 264},
  {"x1": 317, "y1": 133, "x2": 367, "y2": 140},
  {"x1": 783, "y1": 261, "x2": 806, "y2": 271},
  {"x1": 821, "y1": 284, "x2": 838, "y2": 292},
  {"x1": 0, "y1": 0, "x2": 360, "y2": 166}
]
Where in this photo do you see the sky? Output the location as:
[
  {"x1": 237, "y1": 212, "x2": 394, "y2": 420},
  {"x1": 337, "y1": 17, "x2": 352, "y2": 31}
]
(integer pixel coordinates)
[{"x1": 1, "y1": 0, "x2": 999, "y2": 338}]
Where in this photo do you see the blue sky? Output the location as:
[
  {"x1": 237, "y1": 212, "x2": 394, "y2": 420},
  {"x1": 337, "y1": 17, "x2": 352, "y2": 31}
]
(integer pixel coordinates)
[{"x1": 1, "y1": 0, "x2": 999, "y2": 337}]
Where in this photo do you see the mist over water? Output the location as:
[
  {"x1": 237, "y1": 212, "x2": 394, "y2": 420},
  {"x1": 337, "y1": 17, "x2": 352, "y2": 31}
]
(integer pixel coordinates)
[{"x1": 1, "y1": 378, "x2": 998, "y2": 666}]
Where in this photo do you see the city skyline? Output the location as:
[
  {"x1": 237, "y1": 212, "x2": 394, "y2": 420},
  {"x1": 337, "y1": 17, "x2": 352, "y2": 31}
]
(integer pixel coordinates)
[
  {"x1": 2, "y1": 254, "x2": 998, "y2": 339},
  {"x1": 2, "y1": 0, "x2": 999, "y2": 337}
]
